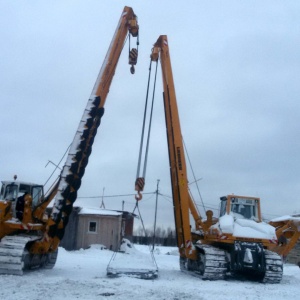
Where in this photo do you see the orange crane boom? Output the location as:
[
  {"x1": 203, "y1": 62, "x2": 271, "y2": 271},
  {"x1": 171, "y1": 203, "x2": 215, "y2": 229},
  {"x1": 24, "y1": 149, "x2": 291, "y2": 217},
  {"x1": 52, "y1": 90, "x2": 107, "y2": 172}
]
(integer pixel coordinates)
[
  {"x1": 148, "y1": 35, "x2": 292, "y2": 283},
  {"x1": 0, "y1": 6, "x2": 139, "y2": 275}
]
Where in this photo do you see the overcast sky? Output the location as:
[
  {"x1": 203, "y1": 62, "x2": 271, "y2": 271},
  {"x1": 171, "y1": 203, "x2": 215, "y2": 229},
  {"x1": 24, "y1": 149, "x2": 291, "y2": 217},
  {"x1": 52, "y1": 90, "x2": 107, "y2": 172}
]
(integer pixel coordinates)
[{"x1": 1, "y1": 1, "x2": 300, "y2": 230}]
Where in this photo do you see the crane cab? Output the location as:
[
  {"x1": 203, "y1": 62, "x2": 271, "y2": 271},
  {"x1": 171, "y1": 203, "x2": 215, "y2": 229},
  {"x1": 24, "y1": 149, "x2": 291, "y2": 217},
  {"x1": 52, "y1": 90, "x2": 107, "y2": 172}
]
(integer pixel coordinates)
[
  {"x1": 0, "y1": 181, "x2": 44, "y2": 219},
  {"x1": 219, "y1": 195, "x2": 262, "y2": 222}
]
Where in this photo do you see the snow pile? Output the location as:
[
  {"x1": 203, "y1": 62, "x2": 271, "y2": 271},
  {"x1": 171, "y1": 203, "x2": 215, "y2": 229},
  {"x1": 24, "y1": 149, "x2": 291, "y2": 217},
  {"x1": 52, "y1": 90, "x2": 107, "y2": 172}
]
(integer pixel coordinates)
[
  {"x1": 214, "y1": 213, "x2": 277, "y2": 240},
  {"x1": 234, "y1": 218, "x2": 277, "y2": 240},
  {"x1": 79, "y1": 207, "x2": 121, "y2": 216},
  {"x1": 218, "y1": 213, "x2": 235, "y2": 234},
  {"x1": 271, "y1": 215, "x2": 300, "y2": 222},
  {"x1": 270, "y1": 215, "x2": 300, "y2": 233},
  {"x1": 119, "y1": 238, "x2": 137, "y2": 253}
]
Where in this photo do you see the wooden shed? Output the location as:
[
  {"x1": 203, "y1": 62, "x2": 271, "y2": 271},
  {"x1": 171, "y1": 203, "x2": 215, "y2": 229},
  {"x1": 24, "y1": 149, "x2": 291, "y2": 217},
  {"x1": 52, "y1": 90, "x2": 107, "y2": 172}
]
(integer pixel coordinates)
[{"x1": 60, "y1": 207, "x2": 135, "y2": 251}]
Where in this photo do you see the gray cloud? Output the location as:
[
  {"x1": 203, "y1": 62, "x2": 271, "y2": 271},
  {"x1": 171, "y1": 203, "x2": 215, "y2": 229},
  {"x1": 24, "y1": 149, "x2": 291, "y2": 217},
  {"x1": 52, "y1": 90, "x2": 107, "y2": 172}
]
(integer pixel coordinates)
[{"x1": 1, "y1": 1, "x2": 300, "y2": 229}]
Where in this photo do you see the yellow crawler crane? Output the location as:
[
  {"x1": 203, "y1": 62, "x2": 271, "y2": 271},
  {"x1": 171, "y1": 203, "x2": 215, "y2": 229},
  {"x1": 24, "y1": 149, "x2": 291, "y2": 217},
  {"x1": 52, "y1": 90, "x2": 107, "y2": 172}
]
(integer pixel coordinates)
[
  {"x1": 137, "y1": 35, "x2": 299, "y2": 283},
  {"x1": 0, "y1": 6, "x2": 139, "y2": 275}
]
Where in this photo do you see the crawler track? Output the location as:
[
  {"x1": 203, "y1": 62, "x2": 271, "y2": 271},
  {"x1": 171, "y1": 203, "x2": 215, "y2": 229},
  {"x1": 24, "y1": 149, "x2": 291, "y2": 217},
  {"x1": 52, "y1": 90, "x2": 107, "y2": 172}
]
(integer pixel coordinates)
[
  {"x1": 195, "y1": 244, "x2": 228, "y2": 280},
  {"x1": 0, "y1": 235, "x2": 58, "y2": 275},
  {"x1": 179, "y1": 244, "x2": 228, "y2": 280},
  {"x1": 0, "y1": 235, "x2": 34, "y2": 275},
  {"x1": 181, "y1": 244, "x2": 283, "y2": 283},
  {"x1": 261, "y1": 250, "x2": 283, "y2": 284}
]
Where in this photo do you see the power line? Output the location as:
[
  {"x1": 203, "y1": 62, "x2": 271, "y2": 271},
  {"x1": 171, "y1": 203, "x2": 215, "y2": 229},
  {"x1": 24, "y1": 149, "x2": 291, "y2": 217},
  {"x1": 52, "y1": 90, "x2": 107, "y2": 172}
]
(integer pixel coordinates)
[
  {"x1": 77, "y1": 191, "x2": 155, "y2": 199},
  {"x1": 78, "y1": 192, "x2": 280, "y2": 218}
]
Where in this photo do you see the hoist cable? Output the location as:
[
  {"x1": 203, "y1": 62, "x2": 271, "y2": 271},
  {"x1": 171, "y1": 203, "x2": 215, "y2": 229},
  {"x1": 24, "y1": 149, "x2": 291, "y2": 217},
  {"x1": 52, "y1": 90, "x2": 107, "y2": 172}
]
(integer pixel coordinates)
[
  {"x1": 136, "y1": 59, "x2": 153, "y2": 178},
  {"x1": 128, "y1": 33, "x2": 131, "y2": 54},
  {"x1": 128, "y1": 30, "x2": 139, "y2": 51},
  {"x1": 135, "y1": 201, "x2": 147, "y2": 236},
  {"x1": 182, "y1": 138, "x2": 207, "y2": 213},
  {"x1": 132, "y1": 201, "x2": 138, "y2": 214},
  {"x1": 135, "y1": 200, "x2": 158, "y2": 268},
  {"x1": 142, "y1": 60, "x2": 158, "y2": 178},
  {"x1": 152, "y1": 180, "x2": 160, "y2": 251}
]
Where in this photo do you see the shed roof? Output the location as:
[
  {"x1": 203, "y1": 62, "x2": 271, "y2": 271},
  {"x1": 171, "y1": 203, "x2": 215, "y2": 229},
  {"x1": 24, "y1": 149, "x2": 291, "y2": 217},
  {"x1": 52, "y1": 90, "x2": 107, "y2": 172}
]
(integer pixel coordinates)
[{"x1": 78, "y1": 207, "x2": 122, "y2": 216}]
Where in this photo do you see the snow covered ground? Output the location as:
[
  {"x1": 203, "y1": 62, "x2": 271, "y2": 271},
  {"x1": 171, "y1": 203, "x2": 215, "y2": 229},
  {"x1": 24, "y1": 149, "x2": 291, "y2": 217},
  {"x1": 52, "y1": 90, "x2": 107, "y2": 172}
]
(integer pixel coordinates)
[{"x1": 0, "y1": 245, "x2": 299, "y2": 300}]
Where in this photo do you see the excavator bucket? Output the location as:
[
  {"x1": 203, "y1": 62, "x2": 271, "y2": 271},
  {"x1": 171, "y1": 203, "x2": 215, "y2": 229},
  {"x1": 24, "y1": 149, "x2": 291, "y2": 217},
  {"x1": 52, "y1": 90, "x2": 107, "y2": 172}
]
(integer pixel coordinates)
[{"x1": 106, "y1": 239, "x2": 158, "y2": 279}]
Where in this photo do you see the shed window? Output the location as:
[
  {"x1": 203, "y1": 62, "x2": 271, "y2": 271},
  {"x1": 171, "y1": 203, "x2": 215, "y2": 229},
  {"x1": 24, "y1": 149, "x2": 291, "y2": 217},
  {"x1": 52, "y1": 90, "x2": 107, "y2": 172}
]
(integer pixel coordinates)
[{"x1": 89, "y1": 221, "x2": 97, "y2": 233}]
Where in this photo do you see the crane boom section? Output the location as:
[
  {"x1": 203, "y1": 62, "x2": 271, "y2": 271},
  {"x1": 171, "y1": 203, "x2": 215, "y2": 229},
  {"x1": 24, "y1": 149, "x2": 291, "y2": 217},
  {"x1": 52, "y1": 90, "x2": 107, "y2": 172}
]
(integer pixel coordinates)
[
  {"x1": 31, "y1": 6, "x2": 139, "y2": 254},
  {"x1": 151, "y1": 36, "x2": 197, "y2": 260},
  {"x1": 148, "y1": 35, "x2": 299, "y2": 283},
  {"x1": 92, "y1": 6, "x2": 138, "y2": 102}
]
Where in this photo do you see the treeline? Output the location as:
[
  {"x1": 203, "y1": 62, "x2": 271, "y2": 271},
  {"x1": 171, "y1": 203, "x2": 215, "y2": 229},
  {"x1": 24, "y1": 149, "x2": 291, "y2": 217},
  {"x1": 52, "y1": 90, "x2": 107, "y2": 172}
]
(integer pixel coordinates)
[{"x1": 132, "y1": 226, "x2": 177, "y2": 247}]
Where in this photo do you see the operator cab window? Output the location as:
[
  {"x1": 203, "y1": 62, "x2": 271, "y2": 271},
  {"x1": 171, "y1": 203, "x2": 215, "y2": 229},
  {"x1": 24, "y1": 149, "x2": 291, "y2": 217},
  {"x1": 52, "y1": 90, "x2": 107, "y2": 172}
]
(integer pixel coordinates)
[
  {"x1": 4, "y1": 184, "x2": 18, "y2": 201},
  {"x1": 230, "y1": 197, "x2": 258, "y2": 221},
  {"x1": 219, "y1": 197, "x2": 227, "y2": 217},
  {"x1": 0, "y1": 184, "x2": 4, "y2": 200},
  {"x1": 18, "y1": 184, "x2": 31, "y2": 197},
  {"x1": 32, "y1": 186, "x2": 43, "y2": 206}
]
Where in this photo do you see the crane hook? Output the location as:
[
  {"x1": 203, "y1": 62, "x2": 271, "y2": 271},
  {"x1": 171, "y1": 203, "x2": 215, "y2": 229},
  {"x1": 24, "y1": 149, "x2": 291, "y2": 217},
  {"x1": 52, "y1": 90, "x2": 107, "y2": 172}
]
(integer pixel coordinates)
[
  {"x1": 130, "y1": 65, "x2": 135, "y2": 74},
  {"x1": 134, "y1": 177, "x2": 145, "y2": 201},
  {"x1": 129, "y1": 48, "x2": 138, "y2": 75},
  {"x1": 135, "y1": 191, "x2": 143, "y2": 201}
]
